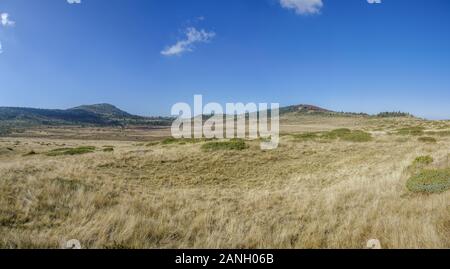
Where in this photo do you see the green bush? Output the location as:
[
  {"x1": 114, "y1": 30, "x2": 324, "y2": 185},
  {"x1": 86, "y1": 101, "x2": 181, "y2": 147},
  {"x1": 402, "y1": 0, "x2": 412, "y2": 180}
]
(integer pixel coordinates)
[
  {"x1": 46, "y1": 146, "x2": 96, "y2": 156},
  {"x1": 161, "y1": 137, "x2": 178, "y2": 145},
  {"x1": 162, "y1": 137, "x2": 215, "y2": 145},
  {"x1": 201, "y1": 139, "x2": 248, "y2": 151},
  {"x1": 320, "y1": 129, "x2": 349, "y2": 139},
  {"x1": 330, "y1": 128, "x2": 352, "y2": 135},
  {"x1": 425, "y1": 130, "x2": 450, "y2": 137},
  {"x1": 340, "y1": 130, "x2": 373, "y2": 142},
  {"x1": 414, "y1": 155, "x2": 434, "y2": 166},
  {"x1": 407, "y1": 169, "x2": 450, "y2": 193},
  {"x1": 292, "y1": 129, "x2": 372, "y2": 143},
  {"x1": 146, "y1": 142, "x2": 160, "y2": 147},
  {"x1": 292, "y1": 132, "x2": 318, "y2": 141},
  {"x1": 23, "y1": 150, "x2": 37, "y2": 157},
  {"x1": 418, "y1": 137, "x2": 437, "y2": 143},
  {"x1": 397, "y1": 126, "x2": 425, "y2": 136}
]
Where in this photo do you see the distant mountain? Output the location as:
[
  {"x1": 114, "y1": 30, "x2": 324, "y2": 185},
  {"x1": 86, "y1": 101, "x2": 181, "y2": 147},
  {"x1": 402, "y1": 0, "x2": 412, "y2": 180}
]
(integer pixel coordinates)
[
  {"x1": 0, "y1": 104, "x2": 173, "y2": 127},
  {"x1": 69, "y1": 103, "x2": 133, "y2": 118},
  {"x1": 280, "y1": 104, "x2": 333, "y2": 115},
  {"x1": 0, "y1": 103, "x2": 413, "y2": 132}
]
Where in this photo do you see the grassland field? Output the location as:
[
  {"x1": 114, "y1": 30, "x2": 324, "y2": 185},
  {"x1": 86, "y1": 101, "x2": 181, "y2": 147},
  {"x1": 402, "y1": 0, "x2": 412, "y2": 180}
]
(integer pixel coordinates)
[{"x1": 0, "y1": 114, "x2": 449, "y2": 249}]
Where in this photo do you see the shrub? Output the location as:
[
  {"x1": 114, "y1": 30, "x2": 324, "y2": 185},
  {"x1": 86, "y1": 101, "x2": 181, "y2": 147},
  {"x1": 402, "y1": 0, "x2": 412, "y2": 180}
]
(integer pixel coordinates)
[
  {"x1": 23, "y1": 150, "x2": 37, "y2": 156},
  {"x1": 418, "y1": 137, "x2": 437, "y2": 143},
  {"x1": 320, "y1": 129, "x2": 351, "y2": 140},
  {"x1": 331, "y1": 128, "x2": 352, "y2": 135},
  {"x1": 46, "y1": 146, "x2": 96, "y2": 156},
  {"x1": 162, "y1": 137, "x2": 216, "y2": 145},
  {"x1": 161, "y1": 137, "x2": 178, "y2": 145},
  {"x1": 201, "y1": 139, "x2": 248, "y2": 151},
  {"x1": 146, "y1": 142, "x2": 160, "y2": 147},
  {"x1": 292, "y1": 129, "x2": 372, "y2": 143},
  {"x1": 407, "y1": 169, "x2": 450, "y2": 193},
  {"x1": 397, "y1": 126, "x2": 425, "y2": 136},
  {"x1": 414, "y1": 156, "x2": 434, "y2": 166},
  {"x1": 340, "y1": 130, "x2": 373, "y2": 142},
  {"x1": 103, "y1": 147, "x2": 114, "y2": 152},
  {"x1": 426, "y1": 130, "x2": 450, "y2": 137},
  {"x1": 292, "y1": 132, "x2": 318, "y2": 141}
]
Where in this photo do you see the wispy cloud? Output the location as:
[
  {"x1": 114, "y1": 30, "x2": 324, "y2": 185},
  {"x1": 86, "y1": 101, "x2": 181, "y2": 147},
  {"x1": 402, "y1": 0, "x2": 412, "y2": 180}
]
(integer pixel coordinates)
[
  {"x1": 279, "y1": 0, "x2": 323, "y2": 15},
  {"x1": 161, "y1": 27, "x2": 216, "y2": 57},
  {"x1": 1, "y1": 13, "x2": 15, "y2": 27},
  {"x1": 1, "y1": 13, "x2": 15, "y2": 54},
  {"x1": 279, "y1": 0, "x2": 381, "y2": 15},
  {"x1": 67, "y1": 0, "x2": 82, "y2": 4}
]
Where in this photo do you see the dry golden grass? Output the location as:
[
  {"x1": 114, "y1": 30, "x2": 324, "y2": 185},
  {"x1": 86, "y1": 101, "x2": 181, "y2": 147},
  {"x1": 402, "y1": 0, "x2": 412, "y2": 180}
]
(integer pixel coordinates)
[{"x1": 0, "y1": 116, "x2": 449, "y2": 249}]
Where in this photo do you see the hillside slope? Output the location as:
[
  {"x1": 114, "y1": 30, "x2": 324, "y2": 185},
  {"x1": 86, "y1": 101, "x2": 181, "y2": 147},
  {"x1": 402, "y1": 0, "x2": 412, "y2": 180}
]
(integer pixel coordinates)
[{"x1": 0, "y1": 104, "x2": 173, "y2": 127}]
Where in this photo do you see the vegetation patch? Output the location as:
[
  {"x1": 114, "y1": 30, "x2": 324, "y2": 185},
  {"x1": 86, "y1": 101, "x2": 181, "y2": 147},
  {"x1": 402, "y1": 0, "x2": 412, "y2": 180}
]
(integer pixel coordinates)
[
  {"x1": 327, "y1": 128, "x2": 352, "y2": 137},
  {"x1": 161, "y1": 137, "x2": 179, "y2": 145},
  {"x1": 426, "y1": 130, "x2": 450, "y2": 137},
  {"x1": 339, "y1": 130, "x2": 373, "y2": 142},
  {"x1": 413, "y1": 155, "x2": 434, "y2": 166},
  {"x1": 418, "y1": 137, "x2": 437, "y2": 143},
  {"x1": 103, "y1": 147, "x2": 114, "y2": 152},
  {"x1": 23, "y1": 150, "x2": 37, "y2": 157},
  {"x1": 46, "y1": 146, "x2": 96, "y2": 156},
  {"x1": 201, "y1": 139, "x2": 248, "y2": 151},
  {"x1": 292, "y1": 132, "x2": 318, "y2": 141},
  {"x1": 292, "y1": 129, "x2": 372, "y2": 143},
  {"x1": 162, "y1": 137, "x2": 216, "y2": 145},
  {"x1": 407, "y1": 168, "x2": 450, "y2": 193},
  {"x1": 396, "y1": 126, "x2": 425, "y2": 136},
  {"x1": 146, "y1": 142, "x2": 160, "y2": 147}
]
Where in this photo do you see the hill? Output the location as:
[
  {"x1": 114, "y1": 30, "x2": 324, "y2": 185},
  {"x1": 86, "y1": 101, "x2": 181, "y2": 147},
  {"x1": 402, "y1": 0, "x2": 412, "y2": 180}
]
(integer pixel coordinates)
[
  {"x1": 0, "y1": 103, "x2": 416, "y2": 133},
  {"x1": 0, "y1": 104, "x2": 173, "y2": 128},
  {"x1": 69, "y1": 104, "x2": 133, "y2": 118},
  {"x1": 280, "y1": 104, "x2": 333, "y2": 114}
]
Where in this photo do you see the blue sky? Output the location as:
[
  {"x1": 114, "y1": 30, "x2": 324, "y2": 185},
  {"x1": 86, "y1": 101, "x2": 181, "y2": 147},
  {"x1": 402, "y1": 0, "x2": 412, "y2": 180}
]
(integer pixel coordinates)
[{"x1": 0, "y1": 0, "x2": 449, "y2": 119}]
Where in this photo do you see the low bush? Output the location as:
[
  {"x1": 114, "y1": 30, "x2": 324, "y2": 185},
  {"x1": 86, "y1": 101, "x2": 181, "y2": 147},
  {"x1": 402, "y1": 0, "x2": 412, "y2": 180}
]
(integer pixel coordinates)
[
  {"x1": 46, "y1": 146, "x2": 96, "y2": 156},
  {"x1": 340, "y1": 130, "x2": 373, "y2": 142},
  {"x1": 418, "y1": 137, "x2": 437, "y2": 143},
  {"x1": 425, "y1": 130, "x2": 450, "y2": 137},
  {"x1": 146, "y1": 142, "x2": 160, "y2": 147},
  {"x1": 162, "y1": 137, "x2": 216, "y2": 145},
  {"x1": 292, "y1": 129, "x2": 372, "y2": 143},
  {"x1": 413, "y1": 156, "x2": 434, "y2": 166},
  {"x1": 292, "y1": 132, "x2": 318, "y2": 141},
  {"x1": 23, "y1": 150, "x2": 37, "y2": 156},
  {"x1": 407, "y1": 169, "x2": 450, "y2": 193},
  {"x1": 397, "y1": 126, "x2": 425, "y2": 136},
  {"x1": 201, "y1": 139, "x2": 248, "y2": 151}
]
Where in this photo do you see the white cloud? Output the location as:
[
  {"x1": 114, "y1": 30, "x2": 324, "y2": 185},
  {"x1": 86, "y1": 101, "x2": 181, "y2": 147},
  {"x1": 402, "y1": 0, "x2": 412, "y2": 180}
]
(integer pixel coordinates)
[
  {"x1": 0, "y1": 41, "x2": 3, "y2": 54},
  {"x1": 67, "y1": 0, "x2": 82, "y2": 4},
  {"x1": 367, "y1": 0, "x2": 382, "y2": 3},
  {"x1": 280, "y1": 0, "x2": 323, "y2": 15},
  {"x1": 1, "y1": 13, "x2": 15, "y2": 27},
  {"x1": 161, "y1": 27, "x2": 216, "y2": 56}
]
